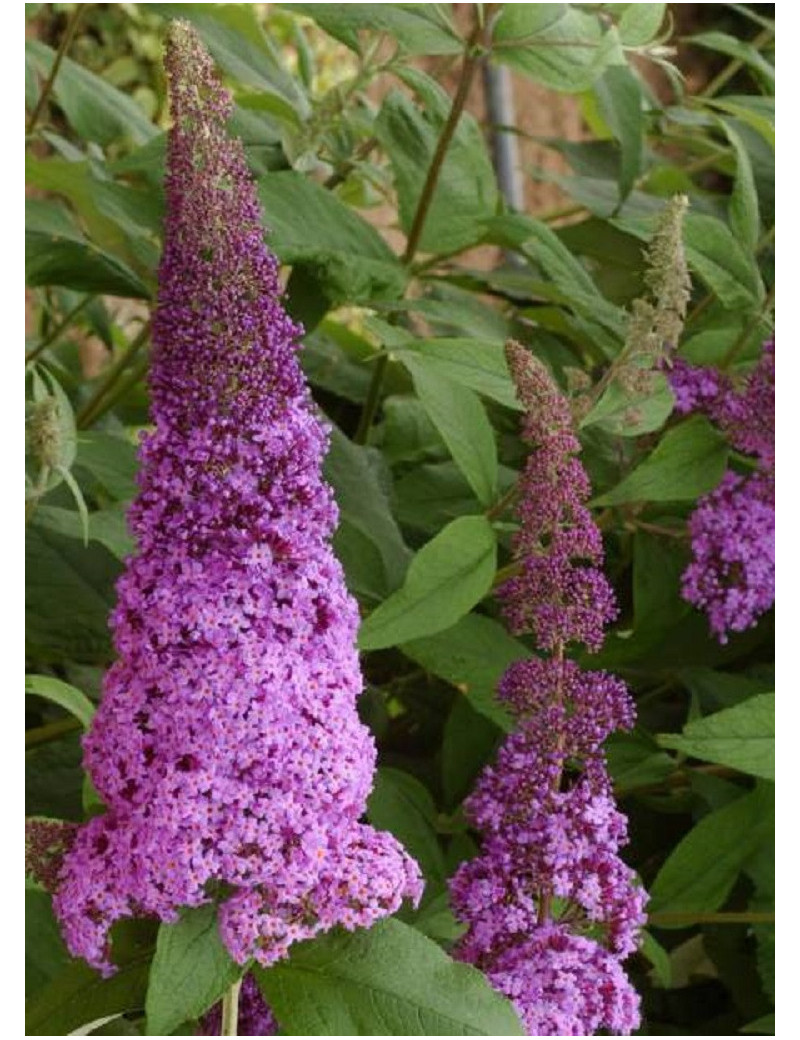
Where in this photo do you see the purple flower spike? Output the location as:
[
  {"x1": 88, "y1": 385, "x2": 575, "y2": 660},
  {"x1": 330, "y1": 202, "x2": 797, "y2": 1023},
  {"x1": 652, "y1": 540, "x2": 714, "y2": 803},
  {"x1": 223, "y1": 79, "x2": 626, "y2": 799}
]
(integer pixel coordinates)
[
  {"x1": 53, "y1": 21, "x2": 422, "y2": 976},
  {"x1": 450, "y1": 343, "x2": 645, "y2": 1036}
]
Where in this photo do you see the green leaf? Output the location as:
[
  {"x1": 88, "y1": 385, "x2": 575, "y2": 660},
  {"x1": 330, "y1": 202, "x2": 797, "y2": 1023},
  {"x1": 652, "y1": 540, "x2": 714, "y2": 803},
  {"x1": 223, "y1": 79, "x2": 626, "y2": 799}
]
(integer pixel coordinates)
[
  {"x1": 405, "y1": 359, "x2": 497, "y2": 507},
  {"x1": 255, "y1": 919, "x2": 524, "y2": 1034},
  {"x1": 25, "y1": 227, "x2": 150, "y2": 299},
  {"x1": 367, "y1": 768, "x2": 446, "y2": 885},
  {"x1": 25, "y1": 674, "x2": 95, "y2": 728},
  {"x1": 26, "y1": 884, "x2": 72, "y2": 998},
  {"x1": 325, "y1": 428, "x2": 411, "y2": 598},
  {"x1": 258, "y1": 172, "x2": 407, "y2": 306},
  {"x1": 358, "y1": 516, "x2": 497, "y2": 651},
  {"x1": 35, "y1": 504, "x2": 135, "y2": 561},
  {"x1": 441, "y1": 697, "x2": 503, "y2": 809},
  {"x1": 282, "y1": 3, "x2": 461, "y2": 55},
  {"x1": 394, "y1": 338, "x2": 521, "y2": 411},
  {"x1": 26, "y1": 524, "x2": 122, "y2": 664},
  {"x1": 494, "y1": 6, "x2": 616, "y2": 93},
  {"x1": 145, "y1": 905, "x2": 243, "y2": 1036},
  {"x1": 403, "y1": 613, "x2": 526, "y2": 731},
  {"x1": 76, "y1": 432, "x2": 140, "y2": 502},
  {"x1": 493, "y1": 5, "x2": 568, "y2": 42},
  {"x1": 683, "y1": 213, "x2": 765, "y2": 311},
  {"x1": 613, "y1": 4, "x2": 667, "y2": 45},
  {"x1": 648, "y1": 784, "x2": 774, "y2": 917},
  {"x1": 689, "y1": 31, "x2": 775, "y2": 90},
  {"x1": 722, "y1": 121, "x2": 761, "y2": 253},
  {"x1": 659, "y1": 693, "x2": 775, "y2": 780},
  {"x1": 580, "y1": 372, "x2": 674, "y2": 437},
  {"x1": 593, "y1": 416, "x2": 728, "y2": 505},
  {"x1": 486, "y1": 214, "x2": 625, "y2": 353},
  {"x1": 640, "y1": 930, "x2": 672, "y2": 988},
  {"x1": 375, "y1": 87, "x2": 499, "y2": 255},
  {"x1": 26, "y1": 41, "x2": 157, "y2": 146},
  {"x1": 25, "y1": 922, "x2": 155, "y2": 1035},
  {"x1": 594, "y1": 63, "x2": 644, "y2": 201},
  {"x1": 703, "y1": 95, "x2": 775, "y2": 148},
  {"x1": 394, "y1": 462, "x2": 486, "y2": 536},
  {"x1": 606, "y1": 732, "x2": 675, "y2": 793}
]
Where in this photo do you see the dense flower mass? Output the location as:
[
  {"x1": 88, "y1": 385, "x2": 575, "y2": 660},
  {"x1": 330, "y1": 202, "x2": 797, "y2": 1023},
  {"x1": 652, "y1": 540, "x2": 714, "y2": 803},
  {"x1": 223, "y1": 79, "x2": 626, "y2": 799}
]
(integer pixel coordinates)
[
  {"x1": 450, "y1": 342, "x2": 646, "y2": 1036},
  {"x1": 668, "y1": 339, "x2": 775, "y2": 642},
  {"x1": 53, "y1": 21, "x2": 421, "y2": 976}
]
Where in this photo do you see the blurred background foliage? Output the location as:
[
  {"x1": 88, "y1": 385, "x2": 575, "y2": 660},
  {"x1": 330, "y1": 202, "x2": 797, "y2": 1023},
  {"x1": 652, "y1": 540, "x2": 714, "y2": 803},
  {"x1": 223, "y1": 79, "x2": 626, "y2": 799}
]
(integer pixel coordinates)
[{"x1": 26, "y1": 3, "x2": 774, "y2": 1035}]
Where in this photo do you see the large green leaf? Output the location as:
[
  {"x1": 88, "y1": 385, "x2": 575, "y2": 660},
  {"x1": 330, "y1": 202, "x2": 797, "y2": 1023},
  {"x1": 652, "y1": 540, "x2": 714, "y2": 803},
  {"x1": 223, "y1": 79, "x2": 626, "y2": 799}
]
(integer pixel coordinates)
[
  {"x1": 612, "y1": 4, "x2": 667, "y2": 45},
  {"x1": 722, "y1": 121, "x2": 762, "y2": 253},
  {"x1": 25, "y1": 675, "x2": 95, "y2": 728},
  {"x1": 325, "y1": 427, "x2": 411, "y2": 599},
  {"x1": 34, "y1": 504, "x2": 134, "y2": 561},
  {"x1": 145, "y1": 905, "x2": 243, "y2": 1036},
  {"x1": 493, "y1": 6, "x2": 616, "y2": 93},
  {"x1": 394, "y1": 338, "x2": 521, "y2": 411},
  {"x1": 441, "y1": 697, "x2": 503, "y2": 809},
  {"x1": 25, "y1": 228, "x2": 150, "y2": 299},
  {"x1": 405, "y1": 358, "x2": 498, "y2": 507},
  {"x1": 358, "y1": 516, "x2": 497, "y2": 651},
  {"x1": 26, "y1": 524, "x2": 121, "y2": 664},
  {"x1": 282, "y1": 3, "x2": 461, "y2": 55},
  {"x1": 648, "y1": 784, "x2": 774, "y2": 917},
  {"x1": 689, "y1": 31, "x2": 775, "y2": 90},
  {"x1": 255, "y1": 919, "x2": 523, "y2": 1034},
  {"x1": 367, "y1": 768, "x2": 446, "y2": 885},
  {"x1": 683, "y1": 214, "x2": 765, "y2": 311},
  {"x1": 258, "y1": 172, "x2": 407, "y2": 305},
  {"x1": 594, "y1": 416, "x2": 728, "y2": 505},
  {"x1": 26, "y1": 884, "x2": 72, "y2": 999},
  {"x1": 26, "y1": 41, "x2": 157, "y2": 146},
  {"x1": 75, "y1": 432, "x2": 141, "y2": 502},
  {"x1": 25, "y1": 922, "x2": 155, "y2": 1035},
  {"x1": 375, "y1": 87, "x2": 499, "y2": 255},
  {"x1": 659, "y1": 693, "x2": 775, "y2": 780},
  {"x1": 594, "y1": 62, "x2": 644, "y2": 201},
  {"x1": 403, "y1": 613, "x2": 526, "y2": 731}
]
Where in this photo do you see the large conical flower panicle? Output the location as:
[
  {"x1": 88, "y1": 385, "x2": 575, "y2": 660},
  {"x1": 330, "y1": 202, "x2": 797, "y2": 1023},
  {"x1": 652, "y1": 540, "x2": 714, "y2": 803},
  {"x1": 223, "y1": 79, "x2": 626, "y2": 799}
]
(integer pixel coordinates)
[
  {"x1": 54, "y1": 21, "x2": 422, "y2": 975},
  {"x1": 450, "y1": 342, "x2": 646, "y2": 1036}
]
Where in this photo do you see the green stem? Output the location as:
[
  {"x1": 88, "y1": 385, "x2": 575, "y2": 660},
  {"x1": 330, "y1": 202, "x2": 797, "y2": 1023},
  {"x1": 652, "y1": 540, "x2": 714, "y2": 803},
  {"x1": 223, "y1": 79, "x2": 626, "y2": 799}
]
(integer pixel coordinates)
[
  {"x1": 355, "y1": 15, "x2": 486, "y2": 444},
  {"x1": 26, "y1": 295, "x2": 93, "y2": 364},
  {"x1": 220, "y1": 978, "x2": 242, "y2": 1037},
  {"x1": 76, "y1": 322, "x2": 150, "y2": 429},
  {"x1": 700, "y1": 26, "x2": 773, "y2": 99},
  {"x1": 649, "y1": 910, "x2": 774, "y2": 927},
  {"x1": 26, "y1": 4, "x2": 89, "y2": 134},
  {"x1": 486, "y1": 482, "x2": 518, "y2": 521},
  {"x1": 401, "y1": 20, "x2": 485, "y2": 265}
]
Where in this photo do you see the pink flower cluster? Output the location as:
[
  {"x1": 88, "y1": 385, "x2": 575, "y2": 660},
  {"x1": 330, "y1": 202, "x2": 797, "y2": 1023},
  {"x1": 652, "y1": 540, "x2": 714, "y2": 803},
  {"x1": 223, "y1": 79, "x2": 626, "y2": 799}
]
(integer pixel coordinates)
[
  {"x1": 450, "y1": 343, "x2": 646, "y2": 1036},
  {"x1": 53, "y1": 21, "x2": 421, "y2": 977}
]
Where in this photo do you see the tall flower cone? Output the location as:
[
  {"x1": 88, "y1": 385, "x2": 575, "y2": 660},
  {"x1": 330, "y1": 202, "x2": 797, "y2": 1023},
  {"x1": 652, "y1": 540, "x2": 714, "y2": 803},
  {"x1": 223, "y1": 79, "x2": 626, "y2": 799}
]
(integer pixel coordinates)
[
  {"x1": 54, "y1": 21, "x2": 422, "y2": 975},
  {"x1": 450, "y1": 342, "x2": 646, "y2": 1036}
]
